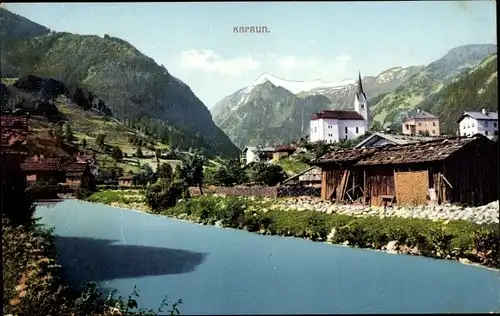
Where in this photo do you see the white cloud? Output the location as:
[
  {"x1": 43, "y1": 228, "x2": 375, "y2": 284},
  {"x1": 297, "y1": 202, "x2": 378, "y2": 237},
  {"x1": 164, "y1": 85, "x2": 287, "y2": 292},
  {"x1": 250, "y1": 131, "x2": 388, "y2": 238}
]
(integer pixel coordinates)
[
  {"x1": 179, "y1": 49, "x2": 260, "y2": 76},
  {"x1": 274, "y1": 54, "x2": 354, "y2": 75},
  {"x1": 308, "y1": 40, "x2": 317, "y2": 44}
]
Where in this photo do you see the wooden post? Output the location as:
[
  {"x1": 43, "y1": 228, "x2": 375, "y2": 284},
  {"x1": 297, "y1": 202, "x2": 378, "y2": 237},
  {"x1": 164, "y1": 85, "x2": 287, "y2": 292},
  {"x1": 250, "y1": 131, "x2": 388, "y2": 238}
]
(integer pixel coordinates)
[{"x1": 363, "y1": 169, "x2": 367, "y2": 206}]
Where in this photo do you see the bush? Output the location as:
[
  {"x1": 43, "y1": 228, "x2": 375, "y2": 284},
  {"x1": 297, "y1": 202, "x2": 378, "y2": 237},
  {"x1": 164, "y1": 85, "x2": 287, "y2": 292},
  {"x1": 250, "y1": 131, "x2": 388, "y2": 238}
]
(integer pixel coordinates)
[
  {"x1": 145, "y1": 181, "x2": 186, "y2": 212},
  {"x1": 159, "y1": 196, "x2": 500, "y2": 268}
]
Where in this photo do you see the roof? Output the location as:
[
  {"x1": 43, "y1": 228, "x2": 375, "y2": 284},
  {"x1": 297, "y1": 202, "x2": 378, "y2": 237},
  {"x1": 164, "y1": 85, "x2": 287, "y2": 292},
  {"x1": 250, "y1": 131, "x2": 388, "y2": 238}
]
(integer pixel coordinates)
[
  {"x1": 356, "y1": 135, "x2": 488, "y2": 166},
  {"x1": 283, "y1": 166, "x2": 322, "y2": 184},
  {"x1": 119, "y1": 175, "x2": 135, "y2": 180},
  {"x1": 355, "y1": 72, "x2": 367, "y2": 101},
  {"x1": 274, "y1": 145, "x2": 296, "y2": 153},
  {"x1": 1, "y1": 114, "x2": 28, "y2": 150},
  {"x1": 313, "y1": 147, "x2": 379, "y2": 165},
  {"x1": 63, "y1": 162, "x2": 87, "y2": 173},
  {"x1": 456, "y1": 111, "x2": 498, "y2": 123},
  {"x1": 316, "y1": 135, "x2": 492, "y2": 167},
  {"x1": 354, "y1": 132, "x2": 437, "y2": 148},
  {"x1": 311, "y1": 110, "x2": 365, "y2": 121},
  {"x1": 403, "y1": 110, "x2": 437, "y2": 122},
  {"x1": 21, "y1": 156, "x2": 63, "y2": 171},
  {"x1": 244, "y1": 146, "x2": 276, "y2": 152}
]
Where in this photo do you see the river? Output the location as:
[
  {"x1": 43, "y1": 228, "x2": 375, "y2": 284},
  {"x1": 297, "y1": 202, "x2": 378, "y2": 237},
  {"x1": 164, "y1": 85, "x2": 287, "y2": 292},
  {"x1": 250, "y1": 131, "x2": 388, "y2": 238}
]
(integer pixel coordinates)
[{"x1": 35, "y1": 200, "x2": 500, "y2": 314}]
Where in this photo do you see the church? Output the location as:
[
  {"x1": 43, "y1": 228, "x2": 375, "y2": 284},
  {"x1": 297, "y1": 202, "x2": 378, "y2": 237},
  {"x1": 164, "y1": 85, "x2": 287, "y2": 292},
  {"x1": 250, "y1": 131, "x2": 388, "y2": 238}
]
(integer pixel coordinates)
[{"x1": 309, "y1": 72, "x2": 370, "y2": 143}]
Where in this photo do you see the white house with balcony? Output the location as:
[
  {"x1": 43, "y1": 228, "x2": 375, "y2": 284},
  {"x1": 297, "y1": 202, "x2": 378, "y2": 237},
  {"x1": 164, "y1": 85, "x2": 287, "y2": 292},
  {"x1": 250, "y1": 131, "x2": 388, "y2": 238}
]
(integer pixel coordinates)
[
  {"x1": 309, "y1": 72, "x2": 369, "y2": 143},
  {"x1": 456, "y1": 109, "x2": 498, "y2": 138}
]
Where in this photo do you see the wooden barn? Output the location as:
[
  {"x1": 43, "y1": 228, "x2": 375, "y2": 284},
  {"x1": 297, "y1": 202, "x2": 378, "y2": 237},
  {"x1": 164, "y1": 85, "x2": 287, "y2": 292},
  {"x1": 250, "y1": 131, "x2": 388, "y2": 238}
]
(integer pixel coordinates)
[
  {"x1": 314, "y1": 135, "x2": 498, "y2": 206},
  {"x1": 312, "y1": 147, "x2": 378, "y2": 202}
]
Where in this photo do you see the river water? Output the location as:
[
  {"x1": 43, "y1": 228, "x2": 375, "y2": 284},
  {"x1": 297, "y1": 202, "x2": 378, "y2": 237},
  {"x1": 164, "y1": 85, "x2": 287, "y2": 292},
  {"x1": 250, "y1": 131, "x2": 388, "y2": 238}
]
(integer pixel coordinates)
[{"x1": 35, "y1": 200, "x2": 500, "y2": 314}]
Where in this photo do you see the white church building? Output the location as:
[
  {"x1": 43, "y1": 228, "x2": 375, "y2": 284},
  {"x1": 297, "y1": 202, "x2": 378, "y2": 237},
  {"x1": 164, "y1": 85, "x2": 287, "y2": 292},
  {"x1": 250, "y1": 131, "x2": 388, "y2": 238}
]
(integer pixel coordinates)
[{"x1": 309, "y1": 72, "x2": 369, "y2": 143}]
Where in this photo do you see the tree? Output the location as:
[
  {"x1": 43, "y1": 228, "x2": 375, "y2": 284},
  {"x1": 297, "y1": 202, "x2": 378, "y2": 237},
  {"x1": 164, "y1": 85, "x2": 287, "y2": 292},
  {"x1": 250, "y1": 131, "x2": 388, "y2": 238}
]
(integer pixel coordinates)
[
  {"x1": 246, "y1": 162, "x2": 287, "y2": 186},
  {"x1": 191, "y1": 155, "x2": 204, "y2": 195},
  {"x1": 64, "y1": 123, "x2": 74, "y2": 142},
  {"x1": 135, "y1": 147, "x2": 144, "y2": 158},
  {"x1": 157, "y1": 163, "x2": 173, "y2": 182},
  {"x1": 96, "y1": 134, "x2": 106, "y2": 148},
  {"x1": 81, "y1": 138, "x2": 87, "y2": 148},
  {"x1": 111, "y1": 146, "x2": 123, "y2": 161},
  {"x1": 53, "y1": 124, "x2": 64, "y2": 146}
]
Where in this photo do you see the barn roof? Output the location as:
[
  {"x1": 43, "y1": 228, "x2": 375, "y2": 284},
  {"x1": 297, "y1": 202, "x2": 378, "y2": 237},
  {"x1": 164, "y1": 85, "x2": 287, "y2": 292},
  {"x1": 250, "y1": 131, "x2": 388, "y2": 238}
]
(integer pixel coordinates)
[
  {"x1": 314, "y1": 135, "x2": 492, "y2": 167},
  {"x1": 356, "y1": 135, "x2": 488, "y2": 165},
  {"x1": 313, "y1": 147, "x2": 379, "y2": 164}
]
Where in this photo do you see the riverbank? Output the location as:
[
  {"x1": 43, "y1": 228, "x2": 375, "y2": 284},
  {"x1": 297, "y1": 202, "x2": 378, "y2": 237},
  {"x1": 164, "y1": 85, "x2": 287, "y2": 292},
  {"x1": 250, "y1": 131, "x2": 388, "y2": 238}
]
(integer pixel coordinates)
[
  {"x1": 2, "y1": 215, "x2": 181, "y2": 315},
  {"x1": 86, "y1": 191, "x2": 499, "y2": 269}
]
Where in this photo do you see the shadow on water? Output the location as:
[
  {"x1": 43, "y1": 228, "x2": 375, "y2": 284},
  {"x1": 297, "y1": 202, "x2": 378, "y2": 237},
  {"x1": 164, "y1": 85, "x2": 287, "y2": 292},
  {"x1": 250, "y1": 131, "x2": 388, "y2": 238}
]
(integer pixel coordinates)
[{"x1": 55, "y1": 236, "x2": 208, "y2": 284}]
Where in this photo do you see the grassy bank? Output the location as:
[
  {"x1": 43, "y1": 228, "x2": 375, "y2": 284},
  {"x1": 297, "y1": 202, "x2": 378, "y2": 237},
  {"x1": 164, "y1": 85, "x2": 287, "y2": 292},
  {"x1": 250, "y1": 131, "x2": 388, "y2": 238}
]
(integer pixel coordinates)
[
  {"x1": 86, "y1": 191, "x2": 499, "y2": 269},
  {"x1": 2, "y1": 216, "x2": 181, "y2": 315}
]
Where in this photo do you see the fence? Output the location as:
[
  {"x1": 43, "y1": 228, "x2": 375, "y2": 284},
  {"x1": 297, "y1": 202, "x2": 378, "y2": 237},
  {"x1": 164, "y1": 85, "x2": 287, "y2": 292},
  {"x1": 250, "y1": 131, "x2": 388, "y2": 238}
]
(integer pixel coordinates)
[{"x1": 188, "y1": 185, "x2": 320, "y2": 198}]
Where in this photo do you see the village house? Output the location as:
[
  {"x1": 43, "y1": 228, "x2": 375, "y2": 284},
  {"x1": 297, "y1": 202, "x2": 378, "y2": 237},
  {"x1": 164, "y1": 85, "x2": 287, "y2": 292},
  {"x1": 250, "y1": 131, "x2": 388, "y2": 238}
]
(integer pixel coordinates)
[
  {"x1": 272, "y1": 145, "x2": 296, "y2": 160},
  {"x1": 354, "y1": 132, "x2": 436, "y2": 148},
  {"x1": 456, "y1": 109, "x2": 498, "y2": 138},
  {"x1": 242, "y1": 146, "x2": 275, "y2": 165},
  {"x1": 312, "y1": 135, "x2": 498, "y2": 207},
  {"x1": 282, "y1": 166, "x2": 322, "y2": 187},
  {"x1": 76, "y1": 151, "x2": 99, "y2": 176},
  {"x1": 401, "y1": 109, "x2": 440, "y2": 136},
  {"x1": 1, "y1": 113, "x2": 30, "y2": 188},
  {"x1": 118, "y1": 175, "x2": 135, "y2": 187},
  {"x1": 309, "y1": 72, "x2": 369, "y2": 143},
  {"x1": 20, "y1": 155, "x2": 93, "y2": 188}
]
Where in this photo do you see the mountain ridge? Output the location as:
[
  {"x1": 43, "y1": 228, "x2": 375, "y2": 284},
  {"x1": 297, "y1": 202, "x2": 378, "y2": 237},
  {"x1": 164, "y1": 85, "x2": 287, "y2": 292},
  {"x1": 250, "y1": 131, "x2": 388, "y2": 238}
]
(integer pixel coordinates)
[{"x1": 0, "y1": 8, "x2": 239, "y2": 158}]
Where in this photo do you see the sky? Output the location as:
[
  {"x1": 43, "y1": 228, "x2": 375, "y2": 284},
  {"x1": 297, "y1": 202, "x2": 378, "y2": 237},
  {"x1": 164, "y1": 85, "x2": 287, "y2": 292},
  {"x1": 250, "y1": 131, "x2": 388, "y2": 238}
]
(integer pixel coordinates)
[{"x1": 4, "y1": 1, "x2": 497, "y2": 108}]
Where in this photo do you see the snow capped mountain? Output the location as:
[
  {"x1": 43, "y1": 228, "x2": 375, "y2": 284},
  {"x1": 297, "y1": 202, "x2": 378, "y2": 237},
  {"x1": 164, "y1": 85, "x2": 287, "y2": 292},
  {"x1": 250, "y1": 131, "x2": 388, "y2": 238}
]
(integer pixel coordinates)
[{"x1": 242, "y1": 73, "x2": 355, "y2": 94}]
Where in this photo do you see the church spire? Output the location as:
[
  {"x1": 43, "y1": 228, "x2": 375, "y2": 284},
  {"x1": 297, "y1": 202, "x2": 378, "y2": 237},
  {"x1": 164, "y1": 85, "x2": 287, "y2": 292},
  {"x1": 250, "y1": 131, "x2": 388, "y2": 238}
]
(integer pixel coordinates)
[{"x1": 356, "y1": 71, "x2": 366, "y2": 100}]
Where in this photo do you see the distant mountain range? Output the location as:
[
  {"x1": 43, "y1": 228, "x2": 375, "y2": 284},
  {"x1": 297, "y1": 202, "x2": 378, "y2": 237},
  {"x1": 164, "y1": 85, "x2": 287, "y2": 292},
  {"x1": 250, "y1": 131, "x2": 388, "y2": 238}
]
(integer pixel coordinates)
[
  {"x1": 211, "y1": 44, "x2": 497, "y2": 148},
  {"x1": 0, "y1": 8, "x2": 239, "y2": 158}
]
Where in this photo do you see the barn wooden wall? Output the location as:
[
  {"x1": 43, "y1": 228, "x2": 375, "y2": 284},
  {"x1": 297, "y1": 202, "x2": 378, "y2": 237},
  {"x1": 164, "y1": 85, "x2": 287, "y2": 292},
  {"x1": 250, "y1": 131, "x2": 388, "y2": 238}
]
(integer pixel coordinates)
[
  {"x1": 321, "y1": 168, "x2": 343, "y2": 200},
  {"x1": 442, "y1": 140, "x2": 499, "y2": 205},
  {"x1": 366, "y1": 166, "x2": 396, "y2": 206}
]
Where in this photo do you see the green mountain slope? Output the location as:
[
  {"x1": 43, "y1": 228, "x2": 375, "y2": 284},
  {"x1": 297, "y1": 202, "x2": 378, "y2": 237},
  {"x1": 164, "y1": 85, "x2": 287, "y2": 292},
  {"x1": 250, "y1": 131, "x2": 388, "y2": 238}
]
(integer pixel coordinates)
[
  {"x1": 215, "y1": 80, "x2": 333, "y2": 148},
  {"x1": 427, "y1": 53, "x2": 497, "y2": 135},
  {"x1": 370, "y1": 44, "x2": 497, "y2": 128},
  {"x1": 0, "y1": 8, "x2": 239, "y2": 158}
]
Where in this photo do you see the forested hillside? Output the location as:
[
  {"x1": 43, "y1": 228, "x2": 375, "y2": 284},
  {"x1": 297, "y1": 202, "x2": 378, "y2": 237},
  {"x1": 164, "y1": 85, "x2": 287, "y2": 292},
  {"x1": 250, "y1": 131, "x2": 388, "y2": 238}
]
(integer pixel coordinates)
[{"x1": 0, "y1": 8, "x2": 239, "y2": 158}]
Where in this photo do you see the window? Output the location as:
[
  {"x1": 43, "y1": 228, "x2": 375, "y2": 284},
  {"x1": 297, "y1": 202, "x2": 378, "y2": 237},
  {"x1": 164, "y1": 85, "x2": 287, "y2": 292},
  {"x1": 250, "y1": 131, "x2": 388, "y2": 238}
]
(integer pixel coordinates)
[
  {"x1": 472, "y1": 123, "x2": 474, "y2": 127},
  {"x1": 328, "y1": 125, "x2": 332, "y2": 129},
  {"x1": 494, "y1": 122, "x2": 497, "y2": 128},
  {"x1": 485, "y1": 131, "x2": 489, "y2": 135},
  {"x1": 485, "y1": 121, "x2": 488, "y2": 127},
  {"x1": 418, "y1": 122, "x2": 421, "y2": 126},
  {"x1": 356, "y1": 127, "x2": 359, "y2": 134},
  {"x1": 433, "y1": 122, "x2": 436, "y2": 126},
  {"x1": 345, "y1": 135, "x2": 348, "y2": 140},
  {"x1": 405, "y1": 124, "x2": 409, "y2": 130},
  {"x1": 432, "y1": 130, "x2": 435, "y2": 134},
  {"x1": 463, "y1": 133, "x2": 466, "y2": 136},
  {"x1": 345, "y1": 127, "x2": 348, "y2": 134}
]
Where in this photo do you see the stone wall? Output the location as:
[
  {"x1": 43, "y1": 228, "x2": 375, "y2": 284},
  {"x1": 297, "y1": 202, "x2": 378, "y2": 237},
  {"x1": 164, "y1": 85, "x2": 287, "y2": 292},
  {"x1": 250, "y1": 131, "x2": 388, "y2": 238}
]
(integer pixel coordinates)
[
  {"x1": 188, "y1": 185, "x2": 321, "y2": 198},
  {"x1": 189, "y1": 186, "x2": 279, "y2": 198}
]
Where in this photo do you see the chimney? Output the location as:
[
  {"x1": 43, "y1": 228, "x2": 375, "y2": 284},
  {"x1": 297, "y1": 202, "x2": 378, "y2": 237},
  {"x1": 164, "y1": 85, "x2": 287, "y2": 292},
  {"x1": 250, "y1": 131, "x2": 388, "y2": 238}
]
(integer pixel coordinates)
[{"x1": 482, "y1": 109, "x2": 487, "y2": 115}]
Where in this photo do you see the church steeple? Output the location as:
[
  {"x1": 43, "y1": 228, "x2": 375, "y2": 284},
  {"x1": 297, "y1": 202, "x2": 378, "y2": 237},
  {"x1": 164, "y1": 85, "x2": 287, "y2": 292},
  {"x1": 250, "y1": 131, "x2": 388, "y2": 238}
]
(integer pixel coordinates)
[
  {"x1": 356, "y1": 71, "x2": 367, "y2": 101},
  {"x1": 353, "y1": 71, "x2": 369, "y2": 130}
]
